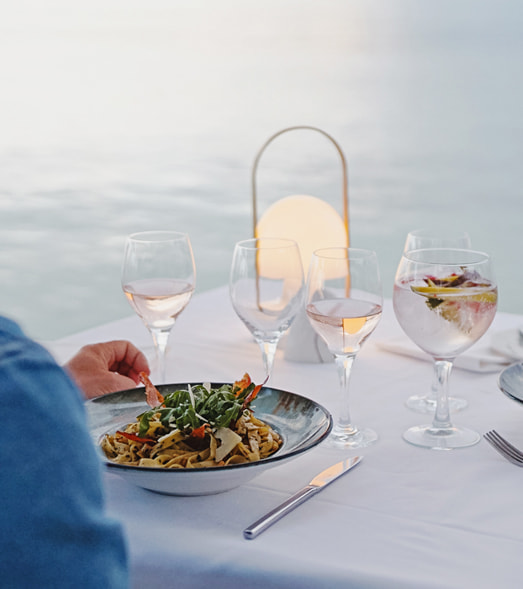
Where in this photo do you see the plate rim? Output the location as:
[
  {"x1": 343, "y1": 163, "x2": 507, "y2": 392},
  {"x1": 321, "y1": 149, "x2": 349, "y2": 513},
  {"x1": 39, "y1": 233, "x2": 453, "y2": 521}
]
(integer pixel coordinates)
[{"x1": 498, "y1": 362, "x2": 523, "y2": 404}]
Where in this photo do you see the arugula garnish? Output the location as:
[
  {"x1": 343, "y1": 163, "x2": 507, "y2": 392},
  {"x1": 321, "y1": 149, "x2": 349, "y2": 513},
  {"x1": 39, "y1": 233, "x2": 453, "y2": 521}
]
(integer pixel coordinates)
[{"x1": 138, "y1": 380, "x2": 258, "y2": 438}]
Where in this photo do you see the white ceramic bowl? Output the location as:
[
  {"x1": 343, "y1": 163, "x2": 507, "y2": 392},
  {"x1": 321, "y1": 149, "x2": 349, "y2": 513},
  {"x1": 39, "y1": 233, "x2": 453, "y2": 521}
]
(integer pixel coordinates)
[{"x1": 86, "y1": 382, "x2": 332, "y2": 496}]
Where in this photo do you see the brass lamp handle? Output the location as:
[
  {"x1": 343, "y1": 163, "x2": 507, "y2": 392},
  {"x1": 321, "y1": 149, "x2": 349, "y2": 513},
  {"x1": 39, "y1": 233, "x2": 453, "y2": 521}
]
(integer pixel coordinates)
[{"x1": 251, "y1": 125, "x2": 349, "y2": 245}]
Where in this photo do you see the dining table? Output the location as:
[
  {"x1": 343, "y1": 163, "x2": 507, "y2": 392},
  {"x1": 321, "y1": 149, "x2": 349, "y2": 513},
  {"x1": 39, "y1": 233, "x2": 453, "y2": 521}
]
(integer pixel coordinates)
[{"x1": 45, "y1": 285, "x2": 523, "y2": 589}]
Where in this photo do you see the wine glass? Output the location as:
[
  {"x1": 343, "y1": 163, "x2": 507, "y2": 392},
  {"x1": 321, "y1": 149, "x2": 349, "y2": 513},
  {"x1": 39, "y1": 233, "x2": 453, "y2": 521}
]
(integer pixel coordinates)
[
  {"x1": 403, "y1": 228, "x2": 472, "y2": 414},
  {"x1": 404, "y1": 228, "x2": 471, "y2": 252},
  {"x1": 121, "y1": 231, "x2": 196, "y2": 383},
  {"x1": 229, "y1": 238, "x2": 304, "y2": 380},
  {"x1": 393, "y1": 248, "x2": 497, "y2": 449},
  {"x1": 306, "y1": 248, "x2": 382, "y2": 449}
]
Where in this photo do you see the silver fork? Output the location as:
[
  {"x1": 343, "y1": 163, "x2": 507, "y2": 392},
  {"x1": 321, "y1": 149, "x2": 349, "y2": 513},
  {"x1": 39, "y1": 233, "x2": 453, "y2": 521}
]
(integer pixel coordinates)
[{"x1": 483, "y1": 430, "x2": 523, "y2": 466}]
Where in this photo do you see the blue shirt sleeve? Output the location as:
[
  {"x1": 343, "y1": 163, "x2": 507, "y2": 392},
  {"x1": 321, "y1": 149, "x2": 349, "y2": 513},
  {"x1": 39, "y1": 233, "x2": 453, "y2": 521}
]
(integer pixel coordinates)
[{"x1": 0, "y1": 316, "x2": 128, "y2": 588}]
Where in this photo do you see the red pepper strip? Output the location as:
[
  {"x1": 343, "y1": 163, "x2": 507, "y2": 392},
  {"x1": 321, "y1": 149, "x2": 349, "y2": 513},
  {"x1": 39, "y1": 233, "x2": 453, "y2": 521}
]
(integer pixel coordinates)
[
  {"x1": 116, "y1": 430, "x2": 156, "y2": 445},
  {"x1": 139, "y1": 371, "x2": 165, "y2": 408},
  {"x1": 189, "y1": 424, "x2": 210, "y2": 439},
  {"x1": 241, "y1": 375, "x2": 268, "y2": 410},
  {"x1": 233, "y1": 373, "x2": 252, "y2": 397}
]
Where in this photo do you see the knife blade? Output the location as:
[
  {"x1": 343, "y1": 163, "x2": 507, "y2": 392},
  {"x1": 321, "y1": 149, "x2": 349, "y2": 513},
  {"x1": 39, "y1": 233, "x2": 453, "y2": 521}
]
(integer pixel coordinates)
[{"x1": 243, "y1": 455, "x2": 363, "y2": 540}]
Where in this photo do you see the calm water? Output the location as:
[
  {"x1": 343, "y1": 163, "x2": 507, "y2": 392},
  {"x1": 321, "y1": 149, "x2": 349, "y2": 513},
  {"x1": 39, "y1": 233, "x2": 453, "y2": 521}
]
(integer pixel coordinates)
[{"x1": 0, "y1": 0, "x2": 522, "y2": 340}]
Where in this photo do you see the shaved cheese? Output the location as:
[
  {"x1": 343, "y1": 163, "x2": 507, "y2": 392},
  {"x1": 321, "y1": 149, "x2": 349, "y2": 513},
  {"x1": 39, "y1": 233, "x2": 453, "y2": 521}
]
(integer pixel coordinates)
[
  {"x1": 214, "y1": 427, "x2": 242, "y2": 462},
  {"x1": 188, "y1": 384, "x2": 195, "y2": 408},
  {"x1": 157, "y1": 429, "x2": 183, "y2": 445}
]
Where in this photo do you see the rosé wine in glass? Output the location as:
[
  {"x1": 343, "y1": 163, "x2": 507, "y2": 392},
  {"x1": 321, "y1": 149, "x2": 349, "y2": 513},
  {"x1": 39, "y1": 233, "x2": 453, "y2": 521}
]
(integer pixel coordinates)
[
  {"x1": 123, "y1": 279, "x2": 194, "y2": 331},
  {"x1": 306, "y1": 248, "x2": 382, "y2": 449},
  {"x1": 122, "y1": 231, "x2": 196, "y2": 383},
  {"x1": 306, "y1": 299, "x2": 382, "y2": 356}
]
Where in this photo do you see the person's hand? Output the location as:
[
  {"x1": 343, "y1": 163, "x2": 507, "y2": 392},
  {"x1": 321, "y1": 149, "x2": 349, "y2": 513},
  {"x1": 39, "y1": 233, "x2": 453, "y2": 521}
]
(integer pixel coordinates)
[{"x1": 65, "y1": 341, "x2": 150, "y2": 399}]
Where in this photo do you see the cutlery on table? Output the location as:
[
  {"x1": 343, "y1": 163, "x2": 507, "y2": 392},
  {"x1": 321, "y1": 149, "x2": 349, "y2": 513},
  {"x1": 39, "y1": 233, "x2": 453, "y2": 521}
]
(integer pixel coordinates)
[
  {"x1": 483, "y1": 430, "x2": 523, "y2": 466},
  {"x1": 243, "y1": 456, "x2": 362, "y2": 540}
]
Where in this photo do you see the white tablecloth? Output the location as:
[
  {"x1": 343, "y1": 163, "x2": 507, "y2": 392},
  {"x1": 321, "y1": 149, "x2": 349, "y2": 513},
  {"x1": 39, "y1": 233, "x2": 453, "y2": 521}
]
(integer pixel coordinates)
[{"x1": 48, "y1": 286, "x2": 523, "y2": 589}]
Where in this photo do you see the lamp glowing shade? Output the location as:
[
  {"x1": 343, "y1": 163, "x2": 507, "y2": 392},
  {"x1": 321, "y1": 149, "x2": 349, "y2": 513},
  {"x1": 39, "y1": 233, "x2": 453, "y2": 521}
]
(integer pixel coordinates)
[{"x1": 255, "y1": 195, "x2": 348, "y2": 273}]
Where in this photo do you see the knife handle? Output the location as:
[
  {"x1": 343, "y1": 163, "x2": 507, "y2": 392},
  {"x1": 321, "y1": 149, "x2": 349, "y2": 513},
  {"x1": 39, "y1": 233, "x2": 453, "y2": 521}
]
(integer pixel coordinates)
[{"x1": 243, "y1": 486, "x2": 317, "y2": 540}]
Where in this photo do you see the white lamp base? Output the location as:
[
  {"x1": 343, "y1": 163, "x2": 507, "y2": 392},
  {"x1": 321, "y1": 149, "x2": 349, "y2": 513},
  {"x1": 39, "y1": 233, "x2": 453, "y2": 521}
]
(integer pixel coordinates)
[{"x1": 283, "y1": 308, "x2": 332, "y2": 363}]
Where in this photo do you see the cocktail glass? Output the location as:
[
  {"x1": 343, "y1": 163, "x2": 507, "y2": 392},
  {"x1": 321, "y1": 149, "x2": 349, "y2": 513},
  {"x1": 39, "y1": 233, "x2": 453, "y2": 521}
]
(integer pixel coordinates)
[
  {"x1": 393, "y1": 248, "x2": 497, "y2": 449},
  {"x1": 402, "y1": 228, "x2": 472, "y2": 414}
]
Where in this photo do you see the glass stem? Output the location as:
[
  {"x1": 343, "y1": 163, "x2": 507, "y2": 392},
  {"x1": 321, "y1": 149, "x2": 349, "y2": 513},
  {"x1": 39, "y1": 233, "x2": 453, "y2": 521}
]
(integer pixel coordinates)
[
  {"x1": 334, "y1": 353, "x2": 357, "y2": 435},
  {"x1": 257, "y1": 337, "x2": 279, "y2": 380},
  {"x1": 428, "y1": 366, "x2": 439, "y2": 402},
  {"x1": 150, "y1": 328, "x2": 171, "y2": 383},
  {"x1": 432, "y1": 359, "x2": 453, "y2": 430}
]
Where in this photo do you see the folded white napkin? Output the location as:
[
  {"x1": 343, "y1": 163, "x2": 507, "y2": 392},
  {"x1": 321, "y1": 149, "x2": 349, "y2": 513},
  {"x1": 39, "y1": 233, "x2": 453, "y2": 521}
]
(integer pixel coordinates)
[
  {"x1": 490, "y1": 329, "x2": 523, "y2": 362},
  {"x1": 376, "y1": 336, "x2": 510, "y2": 373}
]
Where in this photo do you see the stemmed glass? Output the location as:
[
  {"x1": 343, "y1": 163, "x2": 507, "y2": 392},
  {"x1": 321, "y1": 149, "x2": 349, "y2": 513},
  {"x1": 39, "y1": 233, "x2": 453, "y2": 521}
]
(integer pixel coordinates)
[
  {"x1": 393, "y1": 248, "x2": 497, "y2": 449},
  {"x1": 306, "y1": 248, "x2": 382, "y2": 449},
  {"x1": 121, "y1": 231, "x2": 196, "y2": 383},
  {"x1": 229, "y1": 238, "x2": 304, "y2": 380},
  {"x1": 404, "y1": 228, "x2": 471, "y2": 252},
  {"x1": 403, "y1": 229, "x2": 472, "y2": 414}
]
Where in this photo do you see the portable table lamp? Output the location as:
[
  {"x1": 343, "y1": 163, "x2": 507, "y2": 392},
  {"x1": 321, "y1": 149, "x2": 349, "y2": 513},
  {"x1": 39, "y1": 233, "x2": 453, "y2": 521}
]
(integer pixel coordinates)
[{"x1": 251, "y1": 126, "x2": 350, "y2": 362}]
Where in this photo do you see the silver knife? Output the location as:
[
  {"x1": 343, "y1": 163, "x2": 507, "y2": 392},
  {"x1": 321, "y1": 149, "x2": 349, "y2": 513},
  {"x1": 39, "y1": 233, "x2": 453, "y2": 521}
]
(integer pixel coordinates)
[{"x1": 243, "y1": 456, "x2": 363, "y2": 540}]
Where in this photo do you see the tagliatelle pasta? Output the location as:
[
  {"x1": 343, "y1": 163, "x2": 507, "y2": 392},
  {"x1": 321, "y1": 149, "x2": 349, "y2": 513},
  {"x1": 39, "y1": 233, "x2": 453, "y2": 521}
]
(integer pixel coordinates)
[{"x1": 100, "y1": 375, "x2": 282, "y2": 469}]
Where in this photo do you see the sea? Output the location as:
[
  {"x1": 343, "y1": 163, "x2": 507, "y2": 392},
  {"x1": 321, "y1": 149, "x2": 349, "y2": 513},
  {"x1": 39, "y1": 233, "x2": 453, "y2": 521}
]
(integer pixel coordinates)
[{"x1": 1, "y1": 0, "x2": 522, "y2": 340}]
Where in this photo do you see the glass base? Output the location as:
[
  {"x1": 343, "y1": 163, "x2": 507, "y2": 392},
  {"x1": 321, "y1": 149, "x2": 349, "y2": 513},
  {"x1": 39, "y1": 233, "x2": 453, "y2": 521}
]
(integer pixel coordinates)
[
  {"x1": 326, "y1": 425, "x2": 378, "y2": 449},
  {"x1": 406, "y1": 395, "x2": 468, "y2": 414},
  {"x1": 403, "y1": 424, "x2": 480, "y2": 450}
]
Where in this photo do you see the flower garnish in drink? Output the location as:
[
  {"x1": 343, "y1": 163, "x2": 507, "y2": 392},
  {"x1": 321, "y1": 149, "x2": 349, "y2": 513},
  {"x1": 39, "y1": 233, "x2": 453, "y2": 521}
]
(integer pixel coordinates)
[{"x1": 410, "y1": 269, "x2": 497, "y2": 332}]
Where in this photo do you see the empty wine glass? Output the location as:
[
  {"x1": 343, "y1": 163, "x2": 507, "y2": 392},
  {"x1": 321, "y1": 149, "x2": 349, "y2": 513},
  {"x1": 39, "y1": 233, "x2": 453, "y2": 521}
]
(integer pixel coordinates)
[
  {"x1": 404, "y1": 228, "x2": 471, "y2": 252},
  {"x1": 306, "y1": 248, "x2": 382, "y2": 449},
  {"x1": 121, "y1": 231, "x2": 196, "y2": 383},
  {"x1": 403, "y1": 228, "x2": 472, "y2": 414},
  {"x1": 393, "y1": 248, "x2": 497, "y2": 449},
  {"x1": 229, "y1": 238, "x2": 304, "y2": 380}
]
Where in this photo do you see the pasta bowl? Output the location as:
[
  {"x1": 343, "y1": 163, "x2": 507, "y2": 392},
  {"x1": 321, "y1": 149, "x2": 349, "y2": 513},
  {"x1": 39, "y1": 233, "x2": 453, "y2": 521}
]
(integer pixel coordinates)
[{"x1": 86, "y1": 382, "x2": 332, "y2": 496}]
